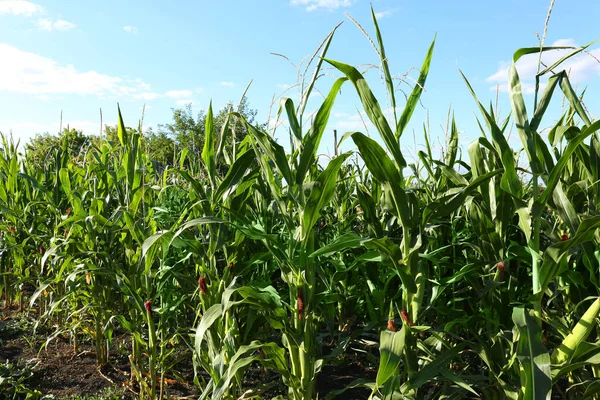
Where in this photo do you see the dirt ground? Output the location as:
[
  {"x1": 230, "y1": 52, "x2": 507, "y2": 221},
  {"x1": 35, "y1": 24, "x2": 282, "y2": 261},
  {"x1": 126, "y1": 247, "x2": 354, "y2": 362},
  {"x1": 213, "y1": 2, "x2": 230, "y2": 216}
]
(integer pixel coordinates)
[{"x1": 0, "y1": 306, "x2": 375, "y2": 399}]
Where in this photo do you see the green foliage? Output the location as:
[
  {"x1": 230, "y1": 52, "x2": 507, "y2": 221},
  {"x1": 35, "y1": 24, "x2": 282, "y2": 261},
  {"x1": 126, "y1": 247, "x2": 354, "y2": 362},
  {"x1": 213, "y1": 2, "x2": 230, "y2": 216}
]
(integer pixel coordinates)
[
  {"x1": 26, "y1": 127, "x2": 90, "y2": 167},
  {"x1": 0, "y1": 361, "x2": 48, "y2": 400},
  {"x1": 156, "y1": 96, "x2": 259, "y2": 169}
]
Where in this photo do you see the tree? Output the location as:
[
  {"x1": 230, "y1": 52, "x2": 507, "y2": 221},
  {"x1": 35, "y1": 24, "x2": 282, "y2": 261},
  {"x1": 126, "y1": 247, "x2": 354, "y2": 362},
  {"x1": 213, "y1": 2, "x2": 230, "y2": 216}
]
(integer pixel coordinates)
[
  {"x1": 155, "y1": 96, "x2": 260, "y2": 169},
  {"x1": 26, "y1": 128, "x2": 90, "y2": 167},
  {"x1": 144, "y1": 128, "x2": 176, "y2": 168},
  {"x1": 101, "y1": 124, "x2": 139, "y2": 145},
  {"x1": 157, "y1": 104, "x2": 205, "y2": 162}
]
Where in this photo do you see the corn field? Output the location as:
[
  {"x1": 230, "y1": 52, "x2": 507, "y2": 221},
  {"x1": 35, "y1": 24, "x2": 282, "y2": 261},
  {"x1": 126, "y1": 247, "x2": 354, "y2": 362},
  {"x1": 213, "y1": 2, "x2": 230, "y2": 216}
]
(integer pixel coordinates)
[{"x1": 2, "y1": 9, "x2": 600, "y2": 400}]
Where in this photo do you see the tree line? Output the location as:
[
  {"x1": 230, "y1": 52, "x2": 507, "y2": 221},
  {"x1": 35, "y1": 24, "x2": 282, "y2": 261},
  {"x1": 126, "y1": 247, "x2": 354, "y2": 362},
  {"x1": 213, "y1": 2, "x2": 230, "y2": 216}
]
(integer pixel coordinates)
[{"x1": 24, "y1": 97, "x2": 259, "y2": 170}]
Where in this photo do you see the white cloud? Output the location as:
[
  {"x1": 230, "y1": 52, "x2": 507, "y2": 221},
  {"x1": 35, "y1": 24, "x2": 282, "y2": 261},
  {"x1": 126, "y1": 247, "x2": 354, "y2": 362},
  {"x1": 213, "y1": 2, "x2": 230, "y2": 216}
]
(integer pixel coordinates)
[
  {"x1": 553, "y1": 38, "x2": 578, "y2": 47},
  {"x1": 290, "y1": 0, "x2": 354, "y2": 12},
  {"x1": 133, "y1": 92, "x2": 161, "y2": 100},
  {"x1": 220, "y1": 81, "x2": 236, "y2": 87},
  {"x1": 0, "y1": 43, "x2": 155, "y2": 99},
  {"x1": 335, "y1": 119, "x2": 372, "y2": 132},
  {"x1": 0, "y1": 0, "x2": 42, "y2": 16},
  {"x1": 37, "y1": 18, "x2": 75, "y2": 32},
  {"x1": 333, "y1": 111, "x2": 351, "y2": 118},
  {"x1": 123, "y1": 25, "x2": 138, "y2": 34},
  {"x1": 175, "y1": 99, "x2": 194, "y2": 106},
  {"x1": 165, "y1": 89, "x2": 193, "y2": 99},
  {"x1": 486, "y1": 39, "x2": 600, "y2": 94},
  {"x1": 375, "y1": 10, "x2": 393, "y2": 19},
  {"x1": 333, "y1": 110, "x2": 375, "y2": 132}
]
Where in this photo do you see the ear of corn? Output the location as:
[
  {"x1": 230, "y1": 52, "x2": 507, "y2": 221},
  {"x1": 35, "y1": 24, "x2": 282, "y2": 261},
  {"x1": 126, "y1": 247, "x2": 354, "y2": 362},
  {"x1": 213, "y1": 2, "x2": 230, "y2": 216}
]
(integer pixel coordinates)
[{"x1": 552, "y1": 298, "x2": 600, "y2": 365}]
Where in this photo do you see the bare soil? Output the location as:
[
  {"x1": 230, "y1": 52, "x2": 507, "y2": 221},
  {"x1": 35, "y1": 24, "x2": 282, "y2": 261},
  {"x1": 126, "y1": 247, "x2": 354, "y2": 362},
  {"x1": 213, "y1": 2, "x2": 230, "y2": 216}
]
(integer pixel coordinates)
[{"x1": 0, "y1": 306, "x2": 375, "y2": 399}]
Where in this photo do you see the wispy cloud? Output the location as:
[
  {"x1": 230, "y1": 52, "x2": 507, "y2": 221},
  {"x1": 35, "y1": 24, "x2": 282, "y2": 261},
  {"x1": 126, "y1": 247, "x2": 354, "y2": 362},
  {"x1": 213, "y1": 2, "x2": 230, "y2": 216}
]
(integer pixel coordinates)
[
  {"x1": 220, "y1": 81, "x2": 236, "y2": 87},
  {"x1": 290, "y1": 0, "x2": 354, "y2": 12},
  {"x1": 133, "y1": 92, "x2": 161, "y2": 101},
  {"x1": 0, "y1": 0, "x2": 42, "y2": 16},
  {"x1": 165, "y1": 89, "x2": 193, "y2": 99},
  {"x1": 374, "y1": 10, "x2": 393, "y2": 19},
  {"x1": 123, "y1": 25, "x2": 138, "y2": 34},
  {"x1": 486, "y1": 39, "x2": 600, "y2": 94},
  {"x1": 175, "y1": 99, "x2": 195, "y2": 106},
  {"x1": 37, "y1": 18, "x2": 75, "y2": 31},
  {"x1": 332, "y1": 109, "x2": 375, "y2": 133},
  {"x1": 0, "y1": 43, "x2": 155, "y2": 99}
]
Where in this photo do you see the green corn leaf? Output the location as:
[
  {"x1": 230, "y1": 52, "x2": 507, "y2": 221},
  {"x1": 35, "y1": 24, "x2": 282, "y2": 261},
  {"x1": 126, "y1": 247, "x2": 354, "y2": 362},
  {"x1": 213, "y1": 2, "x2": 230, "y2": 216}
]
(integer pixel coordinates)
[
  {"x1": 552, "y1": 181, "x2": 580, "y2": 235},
  {"x1": 117, "y1": 103, "x2": 127, "y2": 146},
  {"x1": 446, "y1": 115, "x2": 459, "y2": 167},
  {"x1": 370, "y1": 5, "x2": 397, "y2": 126},
  {"x1": 402, "y1": 343, "x2": 467, "y2": 391},
  {"x1": 508, "y1": 63, "x2": 544, "y2": 175},
  {"x1": 585, "y1": 381, "x2": 600, "y2": 399},
  {"x1": 417, "y1": 151, "x2": 436, "y2": 181},
  {"x1": 539, "y1": 120, "x2": 600, "y2": 206},
  {"x1": 512, "y1": 46, "x2": 576, "y2": 63},
  {"x1": 213, "y1": 341, "x2": 273, "y2": 399},
  {"x1": 325, "y1": 59, "x2": 406, "y2": 169},
  {"x1": 432, "y1": 160, "x2": 468, "y2": 186},
  {"x1": 215, "y1": 150, "x2": 256, "y2": 201},
  {"x1": 302, "y1": 153, "x2": 350, "y2": 241},
  {"x1": 351, "y1": 132, "x2": 412, "y2": 229},
  {"x1": 530, "y1": 72, "x2": 563, "y2": 132},
  {"x1": 277, "y1": 97, "x2": 301, "y2": 147},
  {"x1": 591, "y1": 134, "x2": 600, "y2": 196},
  {"x1": 141, "y1": 230, "x2": 173, "y2": 261},
  {"x1": 553, "y1": 351, "x2": 600, "y2": 381},
  {"x1": 376, "y1": 327, "x2": 406, "y2": 389},
  {"x1": 240, "y1": 116, "x2": 293, "y2": 187},
  {"x1": 176, "y1": 169, "x2": 209, "y2": 209},
  {"x1": 461, "y1": 71, "x2": 521, "y2": 197},
  {"x1": 297, "y1": 77, "x2": 347, "y2": 186},
  {"x1": 237, "y1": 286, "x2": 286, "y2": 329},
  {"x1": 424, "y1": 168, "x2": 503, "y2": 223},
  {"x1": 172, "y1": 217, "x2": 224, "y2": 242},
  {"x1": 438, "y1": 368, "x2": 479, "y2": 396},
  {"x1": 202, "y1": 101, "x2": 216, "y2": 187},
  {"x1": 309, "y1": 232, "x2": 363, "y2": 258},
  {"x1": 215, "y1": 110, "x2": 232, "y2": 163},
  {"x1": 512, "y1": 307, "x2": 551, "y2": 400},
  {"x1": 537, "y1": 39, "x2": 599, "y2": 76},
  {"x1": 396, "y1": 36, "x2": 436, "y2": 140},
  {"x1": 363, "y1": 237, "x2": 417, "y2": 293},
  {"x1": 194, "y1": 304, "x2": 223, "y2": 358},
  {"x1": 59, "y1": 168, "x2": 71, "y2": 198},
  {"x1": 559, "y1": 74, "x2": 592, "y2": 126}
]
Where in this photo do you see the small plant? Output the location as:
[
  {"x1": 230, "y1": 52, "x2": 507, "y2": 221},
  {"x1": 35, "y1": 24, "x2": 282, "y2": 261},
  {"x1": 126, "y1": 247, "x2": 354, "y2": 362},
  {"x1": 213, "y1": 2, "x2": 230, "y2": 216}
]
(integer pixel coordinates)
[{"x1": 0, "y1": 360, "x2": 46, "y2": 400}]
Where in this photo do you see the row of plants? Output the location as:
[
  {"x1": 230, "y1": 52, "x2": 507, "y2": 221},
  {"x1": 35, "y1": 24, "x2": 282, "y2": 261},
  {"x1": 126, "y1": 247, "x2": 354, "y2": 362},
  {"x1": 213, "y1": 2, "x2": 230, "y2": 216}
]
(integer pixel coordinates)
[{"x1": 2, "y1": 8, "x2": 600, "y2": 400}]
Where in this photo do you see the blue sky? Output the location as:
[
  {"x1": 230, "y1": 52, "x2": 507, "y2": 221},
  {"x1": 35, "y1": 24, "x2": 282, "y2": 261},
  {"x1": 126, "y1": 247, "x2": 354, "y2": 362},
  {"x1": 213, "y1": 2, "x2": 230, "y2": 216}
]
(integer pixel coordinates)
[{"x1": 0, "y1": 0, "x2": 599, "y2": 159}]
